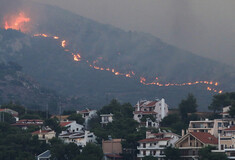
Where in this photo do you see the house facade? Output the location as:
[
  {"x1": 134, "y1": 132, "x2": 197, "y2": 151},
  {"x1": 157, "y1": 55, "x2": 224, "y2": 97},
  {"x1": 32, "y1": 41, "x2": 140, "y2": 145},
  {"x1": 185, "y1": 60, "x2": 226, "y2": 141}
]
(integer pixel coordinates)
[
  {"x1": 175, "y1": 132, "x2": 218, "y2": 160},
  {"x1": 32, "y1": 129, "x2": 56, "y2": 143},
  {"x1": 100, "y1": 114, "x2": 113, "y2": 126},
  {"x1": 137, "y1": 131, "x2": 180, "y2": 160},
  {"x1": 59, "y1": 130, "x2": 96, "y2": 147},
  {"x1": 77, "y1": 109, "x2": 97, "y2": 127},
  {"x1": 133, "y1": 98, "x2": 168, "y2": 128},
  {"x1": 102, "y1": 139, "x2": 123, "y2": 160},
  {"x1": 11, "y1": 119, "x2": 43, "y2": 129},
  {"x1": 188, "y1": 119, "x2": 235, "y2": 138},
  {"x1": 60, "y1": 121, "x2": 84, "y2": 133}
]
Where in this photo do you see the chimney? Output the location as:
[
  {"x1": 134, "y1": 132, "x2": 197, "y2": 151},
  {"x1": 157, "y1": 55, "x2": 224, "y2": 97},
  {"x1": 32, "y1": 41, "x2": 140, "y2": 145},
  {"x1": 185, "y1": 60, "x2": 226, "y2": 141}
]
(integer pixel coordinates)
[
  {"x1": 181, "y1": 129, "x2": 185, "y2": 136},
  {"x1": 161, "y1": 98, "x2": 165, "y2": 119},
  {"x1": 137, "y1": 101, "x2": 140, "y2": 111},
  {"x1": 146, "y1": 131, "x2": 151, "y2": 138}
]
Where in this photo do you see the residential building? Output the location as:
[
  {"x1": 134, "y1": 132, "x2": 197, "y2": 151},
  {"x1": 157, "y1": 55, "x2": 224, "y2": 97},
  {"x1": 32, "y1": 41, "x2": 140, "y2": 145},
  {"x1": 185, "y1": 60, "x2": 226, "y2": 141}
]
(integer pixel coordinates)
[
  {"x1": 100, "y1": 114, "x2": 113, "y2": 126},
  {"x1": 51, "y1": 115, "x2": 70, "y2": 121},
  {"x1": 32, "y1": 128, "x2": 56, "y2": 143},
  {"x1": 221, "y1": 105, "x2": 231, "y2": 118},
  {"x1": 212, "y1": 125, "x2": 235, "y2": 159},
  {"x1": 59, "y1": 130, "x2": 96, "y2": 147},
  {"x1": 77, "y1": 108, "x2": 97, "y2": 127},
  {"x1": 175, "y1": 132, "x2": 218, "y2": 159},
  {"x1": 60, "y1": 120, "x2": 84, "y2": 133},
  {"x1": 137, "y1": 131, "x2": 180, "y2": 160},
  {"x1": 0, "y1": 108, "x2": 19, "y2": 121},
  {"x1": 133, "y1": 98, "x2": 168, "y2": 128},
  {"x1": 11, "y1": 119, "x2": 43, "y2": 129},
  {"x1": 188, "y1": 118, "x2": 235, "y2": 138},
  {"x1": 102, "y1": 139, "x2": 123, "y2": 160}
]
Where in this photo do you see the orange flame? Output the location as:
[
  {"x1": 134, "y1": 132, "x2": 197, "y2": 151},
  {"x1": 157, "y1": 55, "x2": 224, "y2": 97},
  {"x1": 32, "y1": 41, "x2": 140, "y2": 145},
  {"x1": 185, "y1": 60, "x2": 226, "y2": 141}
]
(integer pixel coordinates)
[
  {"x1": 73, "y1": 53, "x2": 81, "y2": 61},
  {"x1": 33, "y1": 33, "x2": 224, "y2": 94},
  {"x1": 4, "y1": 12, "x2": 30, "y2": 32},
  {"x1": 61, "y1": 40, "x2": 66, "y2": 48}
]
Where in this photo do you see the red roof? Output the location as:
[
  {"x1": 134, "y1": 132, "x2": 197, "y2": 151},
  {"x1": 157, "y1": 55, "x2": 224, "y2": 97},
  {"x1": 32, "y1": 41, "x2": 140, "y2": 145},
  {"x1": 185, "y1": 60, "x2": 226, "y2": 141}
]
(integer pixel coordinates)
[
  {"x1": 32, "y1": 130, "x2": 52, "y2": 134},
  {"x1": 60, "y1": 121, "x2": 72, "y2": 127},
  {"x1": 138, "y1": 138, "x2": 171, "y2": 143},
  {"x1": 190, "y1": 132, "x2": 218, "y2": 145},
  {"x1": 146, "y1": 101, "x2": 158, "y2": 107},
  {"x1": 224, "y1": 126, "x2": 235, "y2": 131},
  {"x1": 134, "y1": 111, "x2": 157, "y2": 115},
  {"x1": 18, "y1": 119, "x2": 43, "y2": 122}
]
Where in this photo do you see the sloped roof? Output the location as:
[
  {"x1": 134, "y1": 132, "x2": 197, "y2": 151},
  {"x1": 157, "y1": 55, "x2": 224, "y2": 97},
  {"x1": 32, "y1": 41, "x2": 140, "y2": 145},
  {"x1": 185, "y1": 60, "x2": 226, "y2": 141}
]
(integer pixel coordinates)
[
  {"x1": 32, "y1": 130, "x2": 53, "y2": 134},
  {"x1": 60, "y1": 121, "x2": 73, "y2": 127},
  {"x1": 134, "y1": 111, "x2": 157, "y2": 115},
  {"x1": 224, "y1": 126, "x2": 235, "y2": 131},
  {"x1": 146, "y1": 101, "x2": 158, "y2": 107},
  {"x1": 37, "y1": 150, "x2": 51, "y2": 158},
  {"x1": 190, "y1": 132, "x2": 218, "y2": 145},
  {"x1": 138, "y1": 138, "x2": 170, "y2": 143}
]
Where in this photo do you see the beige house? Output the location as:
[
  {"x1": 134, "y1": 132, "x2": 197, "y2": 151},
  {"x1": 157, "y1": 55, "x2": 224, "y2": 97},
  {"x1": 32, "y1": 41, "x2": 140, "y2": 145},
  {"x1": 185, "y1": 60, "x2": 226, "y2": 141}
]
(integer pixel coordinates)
[
  {"x1": 102, "y1": 139, "x2": 123, "y2": 160},
  {"x1": 32, "y1": 129, "x2": 56, "y2": 143},
  {"x1": 212, "y1": 126, "x2": 235, "y2": 159},
  {"x1": 188, "y1": 119, "x2": 235, "y2": 138},
  {"x1": 175, "y1": 132, "x2": 218, "y2": 159}
]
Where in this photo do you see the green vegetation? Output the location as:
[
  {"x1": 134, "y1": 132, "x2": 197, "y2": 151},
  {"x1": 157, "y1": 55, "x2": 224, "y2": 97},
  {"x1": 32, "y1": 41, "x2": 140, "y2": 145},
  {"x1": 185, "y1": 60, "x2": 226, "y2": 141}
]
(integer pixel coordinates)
[
  {"x1": 160, "y1": 93, "x2": 199, "y2": 134},
  {"x1": 164, "y1": 146, "x2": 181, "y2": 160},
  {"x1": 198, "y1": 146, "x2": 228, "y2": 160},
  {"x1": 0, "y1": 122, "x2": 49, "y2": 160},
  {"x1": 68, "y1": 113, "x2": 85, "y2": 125},
  {"x1": 209, "y1": 92, "x2": 235, "y2": 114}
]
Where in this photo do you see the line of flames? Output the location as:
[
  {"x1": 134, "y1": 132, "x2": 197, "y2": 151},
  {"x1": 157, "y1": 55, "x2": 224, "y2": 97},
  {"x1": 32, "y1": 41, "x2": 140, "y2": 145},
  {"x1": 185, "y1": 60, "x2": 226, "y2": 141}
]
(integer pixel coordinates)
[{"x1": 33, "y1": 33, "x2": 223, "y2": 94}]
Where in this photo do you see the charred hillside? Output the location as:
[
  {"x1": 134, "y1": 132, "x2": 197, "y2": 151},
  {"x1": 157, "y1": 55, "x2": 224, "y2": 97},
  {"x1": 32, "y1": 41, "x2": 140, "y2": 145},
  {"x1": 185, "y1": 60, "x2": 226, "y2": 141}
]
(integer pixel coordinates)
[{"x1": 0, "y1": 0, "x2": 234, "y2": 109}]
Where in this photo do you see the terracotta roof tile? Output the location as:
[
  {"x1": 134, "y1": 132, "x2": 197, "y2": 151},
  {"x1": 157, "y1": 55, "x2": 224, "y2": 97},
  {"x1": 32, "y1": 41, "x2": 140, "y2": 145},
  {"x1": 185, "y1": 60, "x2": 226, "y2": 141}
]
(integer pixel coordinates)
[
  {"x1": 146, "y1": 101, "x2": 158, "y2": 107},
  {"x1": 32, "y1": 130, "x2": 52, "y2": 134},
  {"x1": 60, "y1": 121, "x2": 72, "y2": 127},
  {"x1": 138, "y1": 138, "x2": 170, "y2": 143},
  {"x1": 224, "y1": 126, "x2": 235, "y2": 131},
  {"x1": 134, "y1": 111, "x2": 157, "y2": 114},
  {"x1": 190, "y1": 132, "x2": 218, "y2": 145}
]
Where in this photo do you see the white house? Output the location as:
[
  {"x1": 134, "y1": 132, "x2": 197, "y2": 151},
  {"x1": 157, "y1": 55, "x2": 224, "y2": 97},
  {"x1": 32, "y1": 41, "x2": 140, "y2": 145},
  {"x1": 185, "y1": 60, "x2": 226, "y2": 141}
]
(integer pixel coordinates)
[
  {"x1": 77, "y1": 108, "x2": 97, "y2": 127},
  {"x1": 100, "y1": 114, "x2": 113, "y2": 126},
  {"x1": 137, "y1": 131, "x2": 180, "y2": 160},
  {"x1": 59, "y1": 130, "x2": 96, "y2": 147},
  {"x1": 60, "y1": 121, "x2": 84, "y2": 133},
  {"x1": 133, "y1": 98, "x2": 168, "y2": 128}
]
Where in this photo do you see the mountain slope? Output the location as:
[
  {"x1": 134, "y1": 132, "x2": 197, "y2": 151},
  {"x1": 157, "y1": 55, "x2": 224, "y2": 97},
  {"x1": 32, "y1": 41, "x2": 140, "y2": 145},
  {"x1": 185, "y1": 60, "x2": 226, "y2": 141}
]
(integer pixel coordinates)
[{"x1": 0, "y1": 0, "x2": 234, "y2": 110}]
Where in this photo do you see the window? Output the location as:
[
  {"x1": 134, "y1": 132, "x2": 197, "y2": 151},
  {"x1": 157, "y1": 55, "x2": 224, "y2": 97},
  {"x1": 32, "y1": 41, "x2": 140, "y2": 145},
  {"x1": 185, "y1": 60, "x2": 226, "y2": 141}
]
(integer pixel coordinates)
[
  {"x1": 143, "y1": 151, "x2": 146, "y2": 155},
  {"x1": 143, "y1": 143, "x2": 146, "y2": 148}
]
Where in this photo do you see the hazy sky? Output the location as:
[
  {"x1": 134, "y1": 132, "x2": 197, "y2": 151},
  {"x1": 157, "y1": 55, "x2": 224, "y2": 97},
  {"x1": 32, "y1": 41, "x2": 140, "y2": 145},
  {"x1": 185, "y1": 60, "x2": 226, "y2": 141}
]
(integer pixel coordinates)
[{"x1": 31, "y1": 0, "x2": 235, "y2": 66}]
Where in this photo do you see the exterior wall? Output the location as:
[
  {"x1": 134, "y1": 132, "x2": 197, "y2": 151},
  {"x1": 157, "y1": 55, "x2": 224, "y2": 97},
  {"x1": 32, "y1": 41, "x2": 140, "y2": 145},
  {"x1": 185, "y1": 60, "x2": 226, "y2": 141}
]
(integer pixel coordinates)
[
  {"x1": 175, "y1": 135, "x2": 204, "y2": 148},
  {"x1": 37, "y1": 131, "x2": 56, "y2": 142},
  {"x1": 102, "y1": 139, "x2": 123, "y2": 154},
  {"x1": 188, "y1": 119, "x2": 233, "y2": 138},
  {"x1": 133, "y1": 98, "x2": 169, "y2": 125},
  {"x1": 101, "y1": 114, "x2": 113, "y2": 124},
  {"x1": 137, "y1": 141, "x2": 166, "y2": 159},
  {"x1": 65, "y1": 121, "x2": 84, "y2": 133}
]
